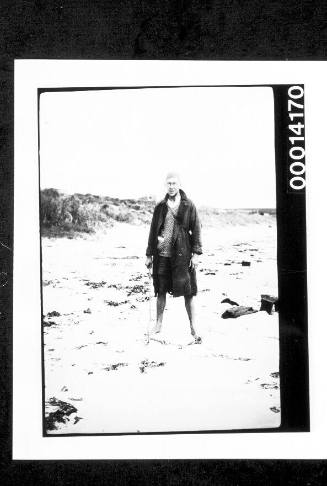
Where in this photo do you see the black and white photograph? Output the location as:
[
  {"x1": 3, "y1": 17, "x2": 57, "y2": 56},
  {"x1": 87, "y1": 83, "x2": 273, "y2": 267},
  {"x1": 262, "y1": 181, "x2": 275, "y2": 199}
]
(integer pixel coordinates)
[
  {"x1": 13, "y1": 60, "x2": 313, "y2": 460},
  {"x1": 39, "y1": 86, "x2": 281, "y2": 434}
]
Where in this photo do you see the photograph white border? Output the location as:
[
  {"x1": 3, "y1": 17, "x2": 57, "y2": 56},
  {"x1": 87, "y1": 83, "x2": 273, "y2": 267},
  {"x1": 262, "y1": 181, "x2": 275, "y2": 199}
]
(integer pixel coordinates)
[{"x1": 13, "y1": 60, "x2": 326, "y2": 459}]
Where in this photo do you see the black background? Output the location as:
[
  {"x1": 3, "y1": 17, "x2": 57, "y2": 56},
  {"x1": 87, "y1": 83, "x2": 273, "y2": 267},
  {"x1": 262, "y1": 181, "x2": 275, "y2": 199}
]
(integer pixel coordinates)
[
  {"x1": 273, "y1": 86, "x2": 309, "y2": 431},
  {"x1": 1, "y1": 0, "x2": 326, "y2": 484}
]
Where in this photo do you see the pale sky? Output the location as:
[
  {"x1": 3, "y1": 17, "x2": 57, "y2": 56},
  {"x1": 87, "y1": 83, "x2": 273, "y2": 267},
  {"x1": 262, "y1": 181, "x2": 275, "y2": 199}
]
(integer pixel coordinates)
[{"x1": 39, "y1": 86, "x2": 276, "y2": 208}]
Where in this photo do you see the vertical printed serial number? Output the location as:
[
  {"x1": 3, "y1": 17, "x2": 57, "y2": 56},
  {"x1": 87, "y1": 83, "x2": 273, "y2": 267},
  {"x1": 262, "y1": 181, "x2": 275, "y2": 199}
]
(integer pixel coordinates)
[{"x1": 288, "y1": 85, "x2": 305, "y2": 191}]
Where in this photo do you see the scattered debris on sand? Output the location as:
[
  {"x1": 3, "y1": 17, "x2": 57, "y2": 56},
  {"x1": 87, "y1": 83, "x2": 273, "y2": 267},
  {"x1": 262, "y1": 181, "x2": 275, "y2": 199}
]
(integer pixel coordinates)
[
  {"x1": 105, "y1": 255, "x2": 140, "y2": 260},
  {"x1": 221, "y1": 306, "x2": 258, "y2": 319},
  {"x1": 221, "y1": 298, "x2": 239, "y2": 306},
  {"x1": 270, "y1": 372, "x2": 279, "y2": 379},
  {"x1": 241, "y1": 261, "x2": 251, "y2": 266},
  {"x1": 260, "y1": 383, "x2": 279, "y2": 390},
  {"x1": 47, "y1": 310, "x2": 61, "y2": 317},
  {"x1": 199, "y1": 268, "x2": 218, "y2": 274},
  {"x1": 85, "y1": 280, "x2": 107, "y2": 289},
  {"x1": 43, "y1": 279, "x2": 59, "y2": 286},
  {"x1": 103, "y1": 363, "x2": 128, "y2": 371},
  {"x1": 245, "y1": 378, "x2": 260, "y2": 384},
  {"x1": 129, "y1": 273, "x2": 143, "y2": 282},
  {"x1": 43, "y1": 319, "x2": 57, "y2": 327},
  {"x1": 45, "y1": 397, "x2": 77, "y2": 431},
  {"x1": 217, "y1": 353, "x2": 251, "y2": 362},
  {"x1": 107, "y1": 283, "x2": 123, "y2": 290},
  {"x1": 270, "y1": 406, "x2": 280, "y2": 413},
  {"x1": 127, "y1": 284, "x2": 147, "y2": 296},
  {"x1": 139, "y1": 359, "x2": 165, "y2": 373},
  {"x1": 104, "y1": 300, "x2": 128, "y2": 306}
]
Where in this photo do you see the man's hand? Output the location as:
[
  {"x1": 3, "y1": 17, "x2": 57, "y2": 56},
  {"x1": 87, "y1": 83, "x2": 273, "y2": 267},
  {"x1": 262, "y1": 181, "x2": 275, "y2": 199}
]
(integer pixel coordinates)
[
  {"x1": 190, "y1": 254, "x2": 199, "y2": 271},
  {"x1": 145, "y1": 256, "x2": 153, "y2": 270}
]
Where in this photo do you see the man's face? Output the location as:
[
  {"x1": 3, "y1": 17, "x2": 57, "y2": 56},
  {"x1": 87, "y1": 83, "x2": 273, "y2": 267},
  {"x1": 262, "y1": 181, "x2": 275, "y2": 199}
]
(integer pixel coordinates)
[{"x1": 166, "y1": 176, "x2": 180, "y2": 197}]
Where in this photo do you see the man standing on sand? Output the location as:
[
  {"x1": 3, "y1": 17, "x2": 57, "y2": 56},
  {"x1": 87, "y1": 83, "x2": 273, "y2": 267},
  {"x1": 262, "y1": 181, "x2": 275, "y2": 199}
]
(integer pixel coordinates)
[{"x1": 145, "y1": 173, "x2": 202, "y2": 343}]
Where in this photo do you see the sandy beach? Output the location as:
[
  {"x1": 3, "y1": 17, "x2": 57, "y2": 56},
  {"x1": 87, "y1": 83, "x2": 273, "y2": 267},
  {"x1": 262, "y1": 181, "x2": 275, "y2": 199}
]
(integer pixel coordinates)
[{"x1": 42, "y1": 211, "x2": 280, "y2": 434}]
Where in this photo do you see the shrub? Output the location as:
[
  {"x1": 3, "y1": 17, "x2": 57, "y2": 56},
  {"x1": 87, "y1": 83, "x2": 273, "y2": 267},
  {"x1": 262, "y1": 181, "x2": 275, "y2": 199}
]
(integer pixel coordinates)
[
  {"x1": 40, "y1": 189, "x2": 62, "y2": 226},
  {"x1": 40, "y1": 188, "x2": 155, "y2": 236},
  {"x1": 42, "y1": 188, "x2": 60, "y2": 199},
  {"x1": 115, "y1": 210, "x2": 132, "y2": 223}
]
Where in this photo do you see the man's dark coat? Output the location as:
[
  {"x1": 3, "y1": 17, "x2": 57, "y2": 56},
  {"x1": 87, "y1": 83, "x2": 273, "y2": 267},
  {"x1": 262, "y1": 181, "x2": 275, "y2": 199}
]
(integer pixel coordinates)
[{"x1": 146, "y1": 189, "x2": 202, "y2": 297}]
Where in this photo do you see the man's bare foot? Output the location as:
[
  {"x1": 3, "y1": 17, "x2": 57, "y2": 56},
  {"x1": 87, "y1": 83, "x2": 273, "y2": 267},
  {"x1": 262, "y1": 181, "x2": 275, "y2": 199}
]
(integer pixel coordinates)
[
  {"x1": 190, "y1": 329, "x2": 201, "y2": 342},
  {"x1": 189, "y1": 335, "x2": 202, "y2": 344}
]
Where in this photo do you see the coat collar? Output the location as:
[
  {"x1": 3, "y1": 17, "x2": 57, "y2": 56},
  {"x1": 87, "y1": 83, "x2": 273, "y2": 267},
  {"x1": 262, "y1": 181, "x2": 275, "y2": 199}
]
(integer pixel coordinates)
[
  {"x1": 164, "y1": 189, "x2": 188, "y2": 204},
  {"x1": 157, "y1": 189, "x2": 189, "y2": 231},
  {"x1": 163, "y1": 189, "x2": 189, "y2": 228}
]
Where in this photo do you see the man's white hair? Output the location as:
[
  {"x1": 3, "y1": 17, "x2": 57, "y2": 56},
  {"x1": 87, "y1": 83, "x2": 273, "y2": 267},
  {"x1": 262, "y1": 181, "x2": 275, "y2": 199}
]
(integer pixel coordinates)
[{"x1": 165, "y1": 171, "x2": 181, "y2": 183}]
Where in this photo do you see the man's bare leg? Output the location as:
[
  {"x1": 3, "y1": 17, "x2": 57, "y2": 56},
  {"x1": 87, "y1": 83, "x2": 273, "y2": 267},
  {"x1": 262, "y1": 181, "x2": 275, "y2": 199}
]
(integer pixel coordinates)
[
  {"x1": 151, "y1": 292, "x2": 166, "y2": 333},
  {"x1": 184, "y1": 295, "x2": 201, "y2": 342}
]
